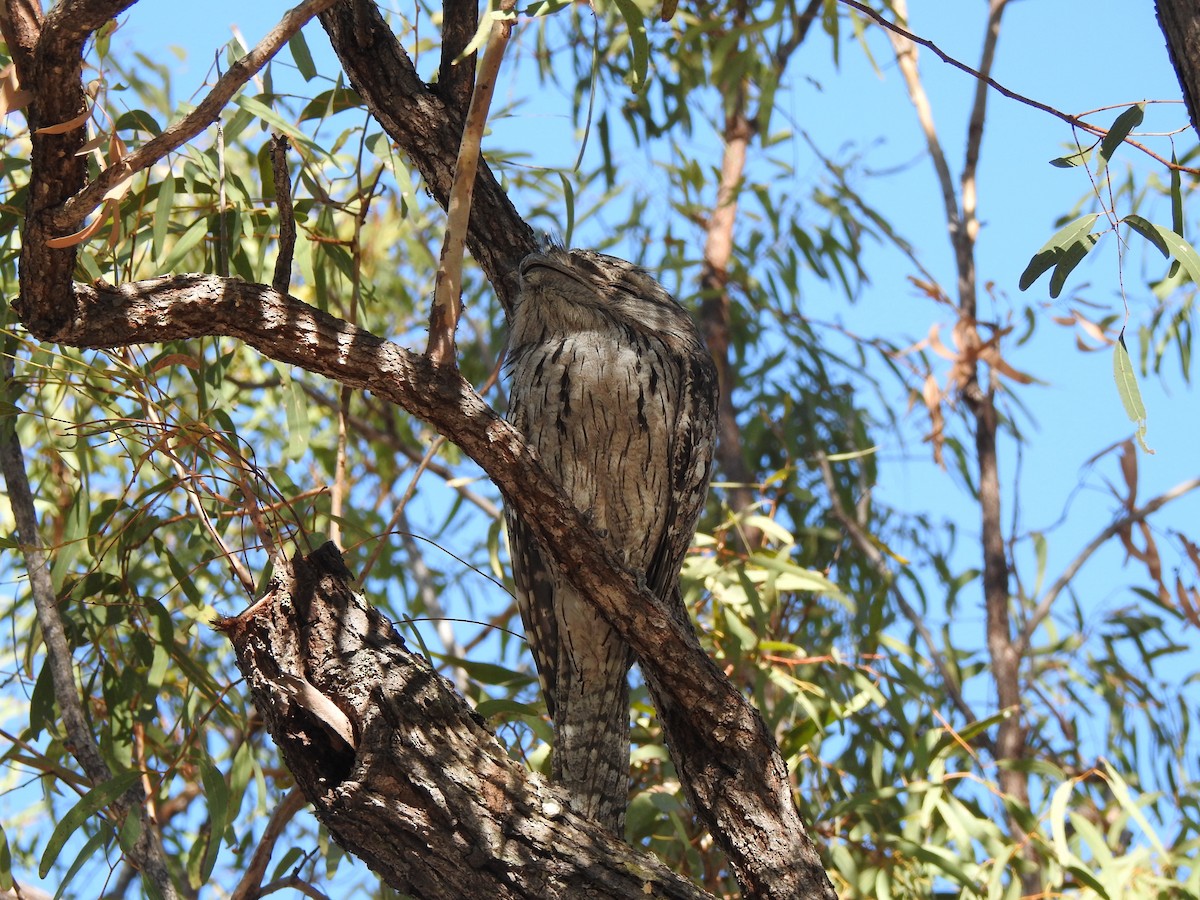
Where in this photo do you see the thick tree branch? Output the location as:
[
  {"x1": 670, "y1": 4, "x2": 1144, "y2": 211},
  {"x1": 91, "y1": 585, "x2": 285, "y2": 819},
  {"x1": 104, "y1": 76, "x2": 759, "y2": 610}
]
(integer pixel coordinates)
[
  {"x1": 1156, "y1": 0, "x2": 1200, "y2": 142},
  {"x1": 15, "y1": 273, "x2": 835, "y2": 900},
  {"x1": 437, "y1": 0, "x2": 478, "y2": 117},
  {"x1": 320, "y1": 0, "x2": 537, "y2": 316},
  {"x1": 217, "y1": 543, "x2": 713, "y2": 900}
]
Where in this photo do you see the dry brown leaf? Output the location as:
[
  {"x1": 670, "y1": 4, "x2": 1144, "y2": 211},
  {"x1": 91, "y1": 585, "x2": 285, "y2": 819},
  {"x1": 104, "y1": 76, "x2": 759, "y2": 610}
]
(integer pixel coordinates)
[
  {"x1": 0, "y1": 64, "x2": 33, "y2": 117},
  {"x1": 1072, "y1": 309, "x2": 1115, "y2": 346},
  {"x1": 1175, "y1": 576, "x2": 1200, "y2": 628},
  {"x1": 35, "y1": 106, "x2": 91, "y2": 135},
  {"x1": 927, "y1": 323, "x2": 957, "y2": 361},
  {"x1": 45, "y1": 199, "x2": 114, "y2": 248}
]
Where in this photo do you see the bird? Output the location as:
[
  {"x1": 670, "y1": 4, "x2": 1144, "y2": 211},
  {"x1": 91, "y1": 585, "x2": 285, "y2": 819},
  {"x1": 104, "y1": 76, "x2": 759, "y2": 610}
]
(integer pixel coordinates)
[{"x1": 504, "y1": 244, "x2": 718, "y2": 835}]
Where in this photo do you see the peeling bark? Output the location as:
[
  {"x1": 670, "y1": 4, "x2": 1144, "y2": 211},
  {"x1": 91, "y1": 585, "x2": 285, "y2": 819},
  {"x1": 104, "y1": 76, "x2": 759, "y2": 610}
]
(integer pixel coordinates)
[{"x1": 217, "y1": 543, "x2": 711, "y2": 900}]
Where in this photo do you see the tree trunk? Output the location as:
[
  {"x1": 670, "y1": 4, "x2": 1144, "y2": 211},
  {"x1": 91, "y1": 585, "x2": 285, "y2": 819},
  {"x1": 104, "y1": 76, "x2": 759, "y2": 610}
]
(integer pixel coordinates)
[
  {"x1": 216, "y1": 542, "x2": 712, "y2": 900},
  {"x1": 1156, "y1": 0, "x2": 1200, "y2": 141}
]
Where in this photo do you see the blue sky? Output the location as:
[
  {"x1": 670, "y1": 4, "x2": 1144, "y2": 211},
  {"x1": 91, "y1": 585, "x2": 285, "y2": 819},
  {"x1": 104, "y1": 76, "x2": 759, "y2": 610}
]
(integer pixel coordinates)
[{"x1": 6, "y1": 0, "x2": 1197, "y2": 893}]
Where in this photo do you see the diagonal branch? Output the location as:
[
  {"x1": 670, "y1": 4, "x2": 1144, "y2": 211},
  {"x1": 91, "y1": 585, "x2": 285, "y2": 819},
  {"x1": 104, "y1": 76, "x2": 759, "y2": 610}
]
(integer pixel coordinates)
[
  {"x1": 0, "y1": 355, "x2": 178, "y2": 899},
  {"x1": 19, "y1": 272, "x2": 835, "y2": 900},
  {"x1": 52, "y1": 0, "x2": 343, "y2": 232},
  {"x1": 1018, "y1": 476, "x2": 1200, "y2": 655}
]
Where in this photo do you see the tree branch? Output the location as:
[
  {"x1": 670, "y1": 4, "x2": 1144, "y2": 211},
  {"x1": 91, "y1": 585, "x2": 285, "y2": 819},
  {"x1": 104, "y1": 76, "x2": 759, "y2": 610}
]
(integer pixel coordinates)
[
  {"x1": 52, "y1": 0, "x2": 343, "y2": 233},
  {"x1": 16, "y1": 272, "x2": 834, "y2": 900},
  {"x1": 1018, "y1": 476, "x2": 1200, "y2": 655},
  {"x1": 320, "y1": 0, "x2": 537, "y2": 317},
  {"x1": 216, "y1": 543, "x2": 715, "y2": 900}
]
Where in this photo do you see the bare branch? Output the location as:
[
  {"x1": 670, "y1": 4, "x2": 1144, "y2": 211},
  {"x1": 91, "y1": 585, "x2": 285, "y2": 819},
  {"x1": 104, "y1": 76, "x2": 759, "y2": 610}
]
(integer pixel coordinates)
[
  {"x1": 814, "y1": 452, "x2": 984, "y2": 738},
  {"x1": 1018, "y1": 476, "x2": 1200, "y2": 654},
  {"x1": 427, "y1": 0, "x2": 518, "y2": 366},
  {"x1": 270, "y1": 134, "x2": 296, "y2": 295},
  {"x1": 840, "y1": 0, "x2": 1200, "y2": 175}
]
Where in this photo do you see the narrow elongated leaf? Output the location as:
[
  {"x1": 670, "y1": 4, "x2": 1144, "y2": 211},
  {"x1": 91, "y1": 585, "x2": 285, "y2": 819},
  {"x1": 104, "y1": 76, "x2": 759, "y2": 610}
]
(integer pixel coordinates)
[
  {"x1": 1113, "y1": 335, "x2": 1153, "y2": 453},
  {"x1": 1048, "y1": 233, "x2": 1098, "y2": 298},
  {"x1": 1123, "y1": 213, "x2": 1170, "y2": 257},
  {"x1": 1050, "y1": 778, "x2": 1074, "y2": 862},
  {"x1": 1141, "y1": 219, "x2": 1200, "y2": 285},
  {"x1": 40, "y1": 770, "x2": 142, "y2": 877},
  {"x1": 159, "y1": 215, "x2": 209, "y2": 272},
  {"x1": 1101, "y1": 758, "x2": 1168, "y2": 857},
  {"x1": 0, "y1": 824, "x2": 11, "y2": 890},
  {"x1": 612, "y1": 0, "x2": 650, "y2": 91},
  {"x1": 1019, "y1": 213, "x2": 1099, "y2": 291},
  {"x1": 289, "y1": 31, "x2": 317, "y2": 82},
  {"x1": 197, "y1": 756, "x2": 230, "y2": 885},
  {"x1": 1098, "y1": 103, "x2": 1144, "y2": 166}
]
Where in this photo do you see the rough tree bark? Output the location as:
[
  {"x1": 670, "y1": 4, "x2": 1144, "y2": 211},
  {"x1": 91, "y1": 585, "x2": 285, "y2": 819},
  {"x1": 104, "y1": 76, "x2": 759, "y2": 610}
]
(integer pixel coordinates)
[
  {"x1": 1156, "y1": 0, "x2": 1200, "y2": 141},
  {"x1": 215, "y1": 542, "x2": 710, "y2": 900},
  {"x1": 2, "y1": 0, "x2": 837, "y2": 897}
]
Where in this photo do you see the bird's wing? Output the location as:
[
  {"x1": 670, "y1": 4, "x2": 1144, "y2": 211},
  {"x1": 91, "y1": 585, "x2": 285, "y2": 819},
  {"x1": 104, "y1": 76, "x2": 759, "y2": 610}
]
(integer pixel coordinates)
[
  {"x1": 506, "y1": 507, "x2": 561, "y2": 717},
  {"x1": 643, "y1": 352, "x2": 719, "y2": 620}
]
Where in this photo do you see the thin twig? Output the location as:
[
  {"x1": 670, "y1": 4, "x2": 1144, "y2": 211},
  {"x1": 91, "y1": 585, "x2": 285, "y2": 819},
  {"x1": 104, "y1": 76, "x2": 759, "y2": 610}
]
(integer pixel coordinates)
[
  {"x1": 814, "y1": 452, "x2": 983, "y2": 735},
  {"x1": 426, "y1": 0, "x2": 518, "y2": 366},
  {"x1": 1018, "y1": 476, "x2": 1200, "y2": 655},
  {"x1": 52, "y1": 0, "x2": 344, "y2": 231},
  {"x1": 839, "y1": 0, "x2": 1200, "y2": 176}
]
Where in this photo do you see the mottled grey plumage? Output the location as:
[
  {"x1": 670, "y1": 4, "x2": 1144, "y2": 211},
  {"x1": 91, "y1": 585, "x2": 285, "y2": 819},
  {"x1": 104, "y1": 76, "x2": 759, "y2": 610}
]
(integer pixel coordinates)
[{"x1": 504, "y1": 246, "x2": 718, "y2": 834}]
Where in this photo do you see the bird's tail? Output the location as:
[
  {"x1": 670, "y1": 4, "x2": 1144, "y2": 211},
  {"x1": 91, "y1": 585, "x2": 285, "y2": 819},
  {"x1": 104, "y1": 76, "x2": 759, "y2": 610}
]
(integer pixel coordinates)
[{"x1": 551, "y1": 641, "x2": 633, "y2": 836}]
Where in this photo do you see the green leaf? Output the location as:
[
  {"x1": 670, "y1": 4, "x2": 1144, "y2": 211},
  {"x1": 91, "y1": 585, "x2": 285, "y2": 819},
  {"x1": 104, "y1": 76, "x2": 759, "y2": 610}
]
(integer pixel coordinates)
[
  {"x1": 1123, "y1": 213, "x2": 1170, "y2": 258},
  {"x1": 1049, "y1": 778, "x2": 1074, "y2": 862},
  {"x1": 612, "y1": 0, "x2": 650, "y2": 91},
  {"x1": 159, "y1": 215, "x2": 209, "y2": 272},
  {"x1": 1097, "y1": 103, "x2": 1144, "y2": 169},
  {"x1": 53, "y1": 828, "x2": 109, "y2": 900},
  {"x1": 1049, "y1": 144, "x2": 1093, "y2": 168},
  {"x1": 1019, "y1": 213, "x2": 1099, "y2": 291},
  {"x1": 0, "y1": 824, "x2": 12, "y2": 890},
  {"x1": 473, "y1": 697, "x2": 544, "y2": 718},
  {"x1": 1133, "y1": 218, "x2": 1200, "y2": 285},
  {"x1": 197, "y1": 756, "x2": 230, "y2": 885},
  {"x1": 1065, "y1": 864, "x2": 1111, "y2": 898},
  {"x1": 1048, "y1": 233, "x2": 1098, "y2": 298},
  {"x1": 152, "y1": 174, "x2": 175, "y2": 264},
  {"x1": 288, "y1": 31, "x2": 317, "y2": 82},
  {"x1": 1113, "y1": 335, "x2": 1153, "y2": 454},
  {"x1": 1101, "y1": 758, "x2": 1168, "y2": 857},
  {"x1": 40, "y1": 770, "x2": 142, "y2": 877},
  {"x1": 1171, "y1": 151, "x2": 1184, "y2": 235}
]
